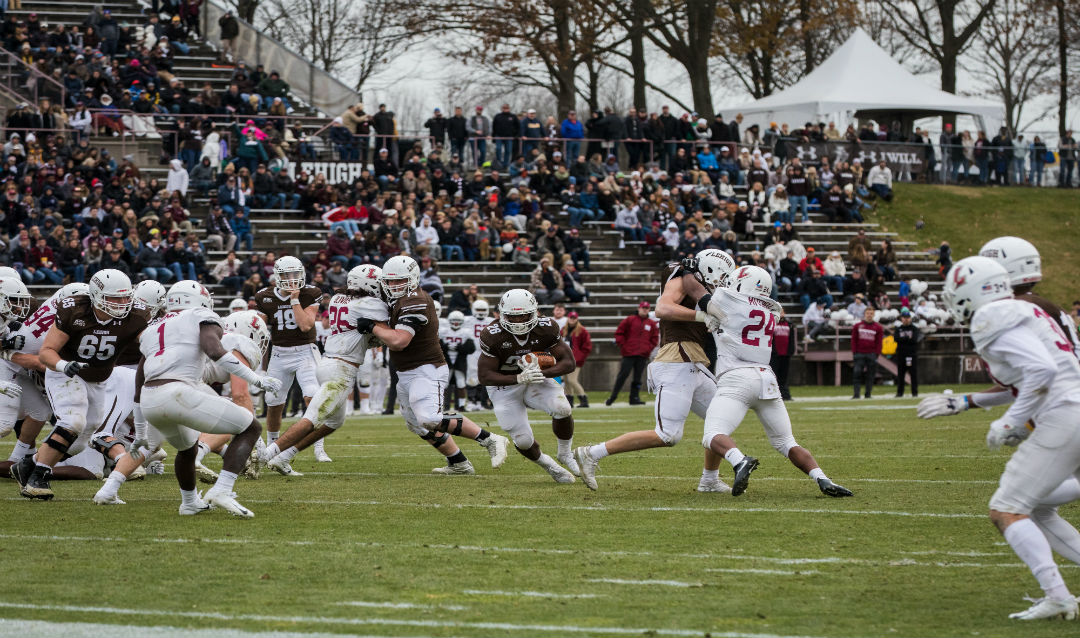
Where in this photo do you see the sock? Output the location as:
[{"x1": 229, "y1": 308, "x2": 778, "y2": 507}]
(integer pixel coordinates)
[
  {"x1": 1031, "y1": 508, "x2": 1080, "y2": 565},
  {"x1": 474, "y1": 429, "x2": 491, "y2": 442},
  {"x1": 536, "y1": 452, "x2": 556, "y2": 467},
  {"x1": 557, "y1": 438, "x2": 572, "y2": 458},
  {"x1": 446, "y1": 451, "x2": 468, "y2": 465},
  {"x1": 587, "y1": 443, "x2": 609, "y2": 461},
  {"x1": 724, "y1": 448, "x2": 745, "y2": 468},
  {"x1": 34, "y1": 460, "x2": 52, "y2": 471},
  {"x1": 279, "y1": 446, "x2": 299, "y2": 462},
  {"x1": 809, "y1": 468, "x2": 827, "y2": 481},
  {"x1": 214, "y1": 470, "x2": 239, "y2": 493},
  {"x1": 195, "y1": 441, "x2": 209, "y2": 464},
  {"x1": 455, "y1": 399, "x2": 464, "y2": 409},
  {"x1": 313, "y1": 439, "x2": 326, "y2": 453},
  {"x1": 262, "y1": 442, "x2": 281, "y2": 461},
  {"x1": 268, "y1": 431, "x2": 279, "y2": 443},
  {"x1": 8, "y1": 440, "x2": 31, "y2": 462},
  {"x1": 99, "y1": 470, "x2": 126, "y2": 497},
  {"x1": 217, "y1": 443, "x2": 228, "y2": 458},
  {"x1": 360, "y1": 398, "x2": 370, "y2": 412},
  {"x1": 1003, "y1": 518, "x2": 1072, "y2": 600},
  {"x1": 701, "y1": 468, "x2": 719, "y2": 481},
  {"x1": 180, "y1": 488, "x2": 200, "y2": 506}
]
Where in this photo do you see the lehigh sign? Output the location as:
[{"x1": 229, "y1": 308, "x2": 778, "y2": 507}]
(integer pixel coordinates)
[
  {"x1": 287, "y1": 161, "x2": 368, "y2": 183},
  {"x1": 784, "y1": 141, "x2": 928, "y2": 173}
]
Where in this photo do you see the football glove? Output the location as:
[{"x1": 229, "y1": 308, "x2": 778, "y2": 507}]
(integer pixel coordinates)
[
  {"x1": 680, "y1": 256, "x2": 699, "y2": 274},
  {"x1": 986, "y1": 418, "x2": 1030, "y2": 451},
  {"x1": 127, "y1": 437, "x2": 151, "y2": 459},
  {"x1": 62, "y1": 361, "x2": 88, "y2": 378},
  {"x1": 916, "y1": 393, "x2": 968, "y2": 419},
  {"x1": 1, "y1": 334, "x2": 23, "y2": 351},
  {"x1": 516, "y1": 367, "x2": 545, "y2": 385},
  {"x1": 253, "y1": 375, "x2": 283, "y2": 395},
  {"x1": 355, "y1": 317, "x2": 377, "y2": 334}
]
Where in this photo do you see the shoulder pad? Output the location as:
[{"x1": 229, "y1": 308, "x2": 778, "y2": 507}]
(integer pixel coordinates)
[
  {"x1": 356, "y1": 296, "x2": 390, "y2": 322},
  {"x1": 222, "y1": 333, "x2": 262, "y2": 369},
  {"x1": 970, "y1": 299, "x2": 1029, "y2": 349},
  {"x1": 189, "y1": 306, "x2": 224, "y2": 326}
]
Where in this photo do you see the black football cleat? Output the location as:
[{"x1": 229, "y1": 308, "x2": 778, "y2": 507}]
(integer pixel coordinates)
[
  {"x1": 730, "y1": 456, "x2": 759, "y2": 496},
  {"x1": 9, "y1": 454, "x2": 34, "y2": 488},
  {"x1": 20, "y1": 466, "x2": 54, "y2": 500},
  {"x1": 817, "y1": 478, "x2": 853, "y2": 497}
]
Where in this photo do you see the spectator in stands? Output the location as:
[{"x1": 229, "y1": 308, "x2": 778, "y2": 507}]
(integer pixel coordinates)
[
  {"x1": 847, "y1": 293, "x2": 867, "y2": 318},
  {"x1": 823, "y1": 250, "x2": 846, "y2": 293},
  {"x1": 418, "y1": 256, "x2": 444, "y2": 301},
  {"x1": 874, "y1": 239, "x2": 897, "y2": 281},
  {"x1": 562, "y1": 227, "x2": 590, "y2": 271},
  {"x1": 166, "y1": 238, "x2": 198, "y2": 281},
  {"x1": 777, "y1": 250, "x2": 800, "y2": 291},
  {"x1": 218, "y1": 10, "x2": 239, "y2": 62},
  {"x1": 437, "y1": 218, "x2": 464, "y2": 261},
  {"x1": 212, "y1": 251, "x2": 245, "y2": 295},
  {"x1": 231, "y1": 208, "x2": 254, "y2": 251},
  {"x1": 803, "y1": 298, "x2": 828, "y2": 343},
  {"x1": 851, "y1": 307, "x2": 883, "y2": 399},
  {"x1": 101, "y1": 246, "x2": 132, "y2": 280},
  {"x1": 531, "y1": 255, "x2": 565, "y2": 304},
  {"x1": 166, "y1": 158, "x2": 189, "y2": 197},
  {"x1": 218, "y1": 175, "x2": 249, "y2": 218},
  {"x1": 717, "y1": 146, "x2": 740, "y2": 184},
  {"x1": 771, "y1": 309, "x2": 795, "y2": 400},
  {"x1": 203, "y1": 206, "x2": 236, "y2": 252},
  {"x1": 768, "y1": 184, "x2": 790, "y2": 224},
  {"x1": 614, "y1": 200, "x2": 644, "y2": 248},
  {"x1": 414, "y1": 216, "x2": 439, "y2": 255},
  {"x1": 607, "y1": 301, "x2": 657, "y2": 406},
  {"x1": 330, "y1": 118, "x2": 356, "y2": 161},
  {"x1": 560, "y1": 258, "x2": 589, "y2": 304},
  {"x1": 447, "y1": 106, "x2": 469, "y2": 160},
  {"x1": 467, "y1": 105, "x2": 490, "y2": 167},
  {"x1": 867, "y1": 160, "x2": 893, "y2": 201},
  {"x1": 797, "y1": 267, "x2": 831, "y2": 310},
  {"x1": 1029, "y1": 136, "x2": 1047, "y2": 186},
  {"x1": 189, "y1": 157, "x2": 215, "y2": 197},
  {"x1": 798, "y1": 246, "x2": 823, "y2": 275},
  {"x1": 785, "y1": 158, "x2": 809, "y2": 223},
  {"x1": 257, "y1": 71, "x2": 290, "y2": 111},
  {"x1": 843, "y1": 268, "x2": 868, "y2": 301},
  {"x1": 138, "y1": 233, "x2": 175, "y2": 283},
  {"x1": 535, "y1": 225, "x2": 565, "y2": 266}
]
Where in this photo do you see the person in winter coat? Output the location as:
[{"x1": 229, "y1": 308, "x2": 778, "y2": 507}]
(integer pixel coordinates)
[
  {"x1": 561, "y1": 310, "x2": 593, "y2": 407},
  {"x1": 218, "y1": 10, "x2": 239, "y2": 61},
  {"x1": 851, "y1": 307, "x2": 883, "y2": 399},
  {"x1": 892, "y1": 308, "x2": 921, "y2": 397},
  {"x1": 606, "y1": 301, "x2": 658, "y2": 405},
  {"x1": 165, "y1": 158, "x2": 189, "y2": 196}
]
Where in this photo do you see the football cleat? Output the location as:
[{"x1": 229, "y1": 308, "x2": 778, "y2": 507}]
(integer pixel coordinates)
[
  {"x1": 20, "y1": 466, "x2": 54, "y2": 500},
  {"x1": 432, "y1": 460, "x2": 475, "y2": 475},
  {"x1": 480, "y1": 433, "x2": 509, "y2": 468},
  {"x1": 730, "y1": 456, "x2": 759, "y2": 497},
  {"x1": 542, "y1": 459, "x2": 575, "y2": 484},
  {"x1": 141, "y1": 447, "x2": 167, "y2": 467},
  {"x1": 817, "y1": 478, "x2": 853, "y2": 497},
  {"x1": 195, "y1": 461, "x2": 219, "y2": 484},
  {"x1": 557, "y1": 451, "x2": 581, "y2": 477},
  {"x1": 267, "y1": 456, "x2": 303, "y2": 476},
  {"x1": 178, "y1": 491, "x2": 211, "y2": 515},
  {"x1": 1008, "y1": 597, "x2": 1078, "y2": 620},
  {"x1": 313, "y1": 439, "x2": 332, "y2": 462},
  {"x1": 128, "y1": 465, "x2": 147, "y2": 481},
  {"x1": 573, "y1": 447, "x2": 599, "y2": 491},
  {"x1": 696, "y1": 477, "x2": 732, "y2": 493},
  {"x1": 243, "y1": 440, "x2": 262, "y2": 480},
  {"x1": 92, "y1": 491, "x2": 125, "y2": 505},
  {"x1": 205, "y1": 489, "x2": 254, "y2": 518},
  {"x1": 9, "y1": 455, "x2": 34, "y2": 488}
]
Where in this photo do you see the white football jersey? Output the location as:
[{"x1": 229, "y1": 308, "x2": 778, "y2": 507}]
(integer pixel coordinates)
[
  {"x1": 972, "y1": 299, "x2": 1080, "y2": 421},
  {"x1": 1, "y1": 289, "x2": 65, "y2": 378},
  {"x1": 439, "y1": 324, "x2": 474, "y2": 364},
  {"x1": 324, "y1": 293, "x2": 389, "y2": 364},
  {"x1": 140, "y1": 306, "x2": 223, "y2": 383},
  {"x1": 712, "y1": 288, "x2": 782, "y2": 374},
  {"x1": 466, "y1": 316, "x2": 495, "y2": 342},
  {"x1": 203, "y1": 333, "x2": 263, "y2": 385}
]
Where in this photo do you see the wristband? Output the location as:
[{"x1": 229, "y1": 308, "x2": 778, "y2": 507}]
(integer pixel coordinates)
[
  {"x1": 694, "y1": 310, "x2": 707, "y2": 323},
  {"x1": 0, "y1": 350, "x2": 12, "y2": 361},
  {"x1": 696, "y1": 294, "x2": 713, "y2": 312},
  {"x1": 55, "y1": 359, "x2": 69, "y2": 372}
]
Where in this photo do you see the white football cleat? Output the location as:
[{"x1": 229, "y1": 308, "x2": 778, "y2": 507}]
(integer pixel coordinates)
[
  {"x1": 178, "y1": 492, "x2": 210, "y2": 516},
  {"x1": 195, "y1": 461, "x2": 219, "y2": 484},
  {"x1": 267, "y1": 456, "x2": 303, "y2": 476},
  {"x1": 480, "y1": 433, "x2": 509, "y2": 468},
  {"x1": 205, "y1": 489, "x2": 254, "y2": 518},
  {"x1": 92, "y1": 491, "x2": 125, "y2": 505},
  {"x1": 557, "y1": 452, "x2": 581, "y2": 477},
  {"x1": 542, "y1": 460, "x2": 575, "y2": 484},
  {"x1": 1008, "y1": 597, "x2": 1078, "y2": 620},
  {"x1": 313, "y1": 439, "x2": 332, "y2": 462},
  {"x1": 696, "y1": 477, "x2": 733, "y2": 493},
  {"x1": 141, "y1": 447, "x2": 167, "y2": 467},
  {"x1": 573, "y1": 447, "x2": 599, "y2": 491},
  {"x1": 128, "y1": 465, "x2": 147, "y2": 481},
  {"x1": 432, "y1": 460, "x2": 475, "y2": 475},
  {"x1": 243, "y1": 442, "x2": 262, "y2": 480}
]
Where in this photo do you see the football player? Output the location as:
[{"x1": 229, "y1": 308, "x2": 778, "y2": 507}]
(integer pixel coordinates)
[
  {"x1": 0, "y1": 277, "x2": 34, "y2": 439},
  {"x1": 439, "y1": 310, "x2": 476, "y2": 413},
  {"x1": 938, "y1": 257, "x2": 1080, "y2": 620},
  {"x1": 12, "y1": 270, "x2": 150, "y2": 500},
  {"x1": 574, "y1": 250, "x2": 731, "y2": 492},
  {"x1": 371, "y1": 256, "x2": 509, "y2": 474},
  {"x1": 465, "y1": 299, "x2": 494, "y2": 411},
  {"x1": 1, "y1": 447, "x2": 108, "y2": 481},
  {"x1": 260, "y1": 265, "x2": 389, "y2": 475},
  {"x1": 479, "y1": 289, "x2": 578, "y2": 482},
  {"x1": 253, "y1": 256, "x2": 330, "y2": 462},
  {"x1": 132, "y1": 281, "x2": 280, "y2": 517},
  {"x1": 679, "y1": 265, "x2": 852, "y2": 498}
]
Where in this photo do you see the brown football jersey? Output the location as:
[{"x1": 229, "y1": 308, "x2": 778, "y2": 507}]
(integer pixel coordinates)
[
  {"x1": 388, "y1": 289, "x2": 445, "y2": 372},
  {"x1": 479, "y1": 316, "x2": 560, "y2": 373},
  {"x1": 253, "y1": 285, "x2": 324, "y2": 347},
  {"x1": 54, "y1": 295, "x2": 151, "y2": 383}
]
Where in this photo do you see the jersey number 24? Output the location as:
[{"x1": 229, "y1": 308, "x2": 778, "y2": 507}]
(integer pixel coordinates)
[{"x1": 741, "y1": 309, "x2": 775, "y2": 348}]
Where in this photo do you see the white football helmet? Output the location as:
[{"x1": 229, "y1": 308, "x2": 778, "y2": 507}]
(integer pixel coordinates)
[
  {"x1": 695, "y1": 249, "x2": 736, "y2": 290},
  {"x1": 379, "y1": 255, "x2": 420, "y2": 300},
  {"x1": 59, "y1": 282, "x2": 90, "y2": 299},
  {"x1": 133, "y1": 280, "x2": 167, "y2": 316},
  {"x1": 89, "y1": 269, "x2": 134, "y2": 318},
  {"x1": 224, "y1": 309, "x2": 271, "y2": 357},
  {"x1": 274, "y1": 255, "x2": 306, "y2": 292},
  {"x1": 498, "y1": 288, "x2": 538, "y2": 335},
  {"x1": 448, "y1": 310, "x2": 465, "y2": 330},
  {"x1": 943, "y1": 256, "x2": 1013, "y2": 323},
  {"x1": 348, "y1": 264, "x2": 383, "y2": 295},
  {"x1": 729, "y1": 265, "x2": 774, "y2": 299},
  {"x1": 228, "y1": 298, "x2": 248, "y2": 313},
  {"x1": 166, "y1": 280, "x2": 213, "y2": 312},
  {"x1": 0, "y1": 277, "x2": 30, "y2": 321},
  {"x1": 433, "y1": 299, "x2": 443, "y2": 317},
  {"x1": 0, "y1": 266, "x2": 19, "y2": 281},
  {"x1": 979, "y1": 236, "x2": 1041, "y2": 288},
  {"x1": 472, "y1": 299, "x2": 489, "y2": 320}
]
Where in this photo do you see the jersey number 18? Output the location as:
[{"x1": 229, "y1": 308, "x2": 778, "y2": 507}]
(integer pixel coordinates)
[{"x1": 274, "y1": 308, "x2": 298, "y2": 331}]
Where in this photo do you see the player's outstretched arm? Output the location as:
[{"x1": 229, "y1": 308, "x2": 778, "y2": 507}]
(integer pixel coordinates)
[
  {"x1": 228, "y1": 350, "x2": 256, "y2": 414},
  {"x1": 201, "y1": 323, "x2": 281, "y2": 394},
  {"x1": 39, "y1": 324, "x2": 79, "y2": 375}
]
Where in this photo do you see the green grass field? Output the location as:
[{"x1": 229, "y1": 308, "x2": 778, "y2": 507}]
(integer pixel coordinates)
[{"x1": 2, "y1": 385, "x2": 1079, "y2": 638}]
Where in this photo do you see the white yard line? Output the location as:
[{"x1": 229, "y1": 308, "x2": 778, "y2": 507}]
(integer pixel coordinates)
[
  {"x1": 462, "y1": 589, "x2": 601, "y2": 599},
  {"x1": 587, "y1": 578, "x2": 703, "y2": 587},
  {"x1": 0, "y1": 619, "x2": 397, "y2": 638},
  {"x1": 705, "y1": 568, "x2": 818, "y2": 575},
  {"x1": 334, "y1": 601, "x2": 467, "y2": 611}
]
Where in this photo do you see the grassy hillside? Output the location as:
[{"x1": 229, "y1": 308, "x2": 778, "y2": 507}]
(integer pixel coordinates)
[{"x1": 871, "y1": 183, "x2": 1080, "y2": 306}]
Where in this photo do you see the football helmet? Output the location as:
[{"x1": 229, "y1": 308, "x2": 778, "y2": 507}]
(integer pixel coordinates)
[
  {"x1": 498, "y1": 289, "x2": 538, "y2": 335},
  {"x1": 166, "y1": 280, "x2": 214, "y2": 312},
  {"x1": 729, "y1": 265, "x2": 773, "y2": 299},
  {"x1": 433, "y1": 299, "x2": 443, "y2": 317},
  {"x1": 943, "y1": 256, "x2": 1013, "y2": 323},
  {"x1": 379, "y1": 255, "x2": 420, "y2": 300},
  {"x1": 448, "y1": 310, "x2": 465, "y2": 330},
  {"x1": 273, "y1": 256, "x2": 306, "y2": 292},
  {"x1": 0, "y1": 277, "x2": 30, "y2": 321},
  {"x1": 89, "y1": 269, "x2": 134, "y2": 318},
  {"x1": 133, "y1": 280, "x2": 167, "y2": 316},
  {"x1": 348, "y1": 264, "x2": 383, "y2": 295},
  {"x1": 695, "y1": 249, "x2": 736, "y2": 290},
  {"x1": 472, "y1": 299, "x2": 489, "y2": 320},
  {"x1": 224, "y1": 310, "x2": 271, "y2": 357},
  {"x1": 979, "y1": 236, "x2": 1041, "y2": 288},
  {"x1": 58, "y1": 282, "x2": 90, "y2": 299},
  {"x1": 0, "y1": 266, "x2": 19, "y2": 281},
  {"x1": 228, "y1": 298, "x2": 248, "y2": 313}
]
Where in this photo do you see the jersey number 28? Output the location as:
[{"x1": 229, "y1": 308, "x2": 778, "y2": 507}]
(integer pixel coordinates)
[{"x1": 741, "y1": 309, "x2": 775, "y2": 348}]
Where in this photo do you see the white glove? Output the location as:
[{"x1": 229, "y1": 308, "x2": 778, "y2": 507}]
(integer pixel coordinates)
[
  {"x1": 127, "y1": 437, "x2": 150, "y2": 459},
  {"x1": 254, "y1": 375, "x2": 283, "y2": 395},
  {"x1": 516, "y1": 367, "x2": 545, "y2": 385},
  {"x1": 916, "y1": 393, "x2": 968, "y2": 419},
  {"x1": 986, "y1": 418, "x2": 1030, "y2": 451}
]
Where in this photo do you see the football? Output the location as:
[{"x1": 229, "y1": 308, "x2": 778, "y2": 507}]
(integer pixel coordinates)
[{"x1": 522, "y1": 351, "x2": 556, "y2": 369}]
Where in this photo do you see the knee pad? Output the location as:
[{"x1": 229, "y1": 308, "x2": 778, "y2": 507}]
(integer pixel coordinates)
[
  {"x1": 507, "y1": 427, "x2": 535, "y2": 450},
  {"x1": 550, "y1": 397, "x2": 572, "y2": 420},
  {"x1": 432, "y1": 414, "x2": 464, "y2": 435},
  {"x1": 466, "y1": 377, "x2": 478, "y2": 387},
  {"x1": 655, "y1": 424, "x2": 682, "y2": 446},
  {"x1": 45, "y1": 425, "x2": 79, "y2": 454},
  {"x1": 91, "y1": 433, "x2": 126, "y2": 457},
  {"x1": 770, "y1": 434, "x2": 798, "y2": 458},
  {"x1": 420, "y1": 430, "x2": 450, "y2": 448}
]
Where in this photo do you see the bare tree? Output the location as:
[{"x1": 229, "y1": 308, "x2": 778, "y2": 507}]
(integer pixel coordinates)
[{"x1": 972, "y1": 0, "x2": 1056, "y2": 133}]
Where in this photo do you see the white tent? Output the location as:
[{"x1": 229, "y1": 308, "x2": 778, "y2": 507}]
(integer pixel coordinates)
[{"x1": 731, "y1": 28, "x2": 1003, "y2": 131}]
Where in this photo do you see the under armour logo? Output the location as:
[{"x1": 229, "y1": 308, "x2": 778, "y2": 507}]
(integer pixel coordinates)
[{"x1": 795, "y1": 145, "x2": 817, "y2": 161}]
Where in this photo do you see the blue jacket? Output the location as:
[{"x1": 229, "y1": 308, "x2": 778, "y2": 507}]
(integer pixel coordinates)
[
  {"x1": 696, "y1": 151, "x2": 718, "y2": 170},
  {"x1": 578, "y1": 192, "x2": 598, "y2": 211},
  {"x1": 231, "y1": 216, "x2": 252, "y2": 235},
  {"x1": 561, "y1": 119, "x2": 584, "y2": 139}
]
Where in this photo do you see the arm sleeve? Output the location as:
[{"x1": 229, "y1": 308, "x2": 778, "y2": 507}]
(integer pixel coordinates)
[{"x1": 984, "y1": 327, "x2": 1058, "y2": 426}]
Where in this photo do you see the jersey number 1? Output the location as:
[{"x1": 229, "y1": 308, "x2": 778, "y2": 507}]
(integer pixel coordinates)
[{"x1": 742, "y1": 309, "x2": 775, "y2": 347}]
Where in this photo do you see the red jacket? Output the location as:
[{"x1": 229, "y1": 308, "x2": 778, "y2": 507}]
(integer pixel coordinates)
[
  {"x1": 851, "y1": 320, "x2": 883, "y2": 354},
  {"x1": 798, "y1": 256, "x2": 823, "y2": 274},
  {"x1": 562, "y1": 323, "x2": 593, "y2": 367},
  {"x1": 615, "y1": 313, "x2": 658, "y2": 357}
]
